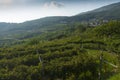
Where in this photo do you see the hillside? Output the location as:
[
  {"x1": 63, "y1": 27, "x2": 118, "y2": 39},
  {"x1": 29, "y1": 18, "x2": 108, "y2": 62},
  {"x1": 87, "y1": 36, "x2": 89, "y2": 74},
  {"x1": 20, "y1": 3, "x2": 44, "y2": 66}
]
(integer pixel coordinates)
[
  {"x1": 0, "y1": 21, "x2": 119, "y2": 80},
  {"x1": 0, "y1": 2, "x2": 120, "y2": 41},
  {"x1": 0, "y1": 16, "x2": 68, "y2": 39},
  {"x1": 0, "y1": 2, "x2": 120, "y2": 80},
  {"x1": 71, "y1": 2, "x2": 120, "y2": 21}
]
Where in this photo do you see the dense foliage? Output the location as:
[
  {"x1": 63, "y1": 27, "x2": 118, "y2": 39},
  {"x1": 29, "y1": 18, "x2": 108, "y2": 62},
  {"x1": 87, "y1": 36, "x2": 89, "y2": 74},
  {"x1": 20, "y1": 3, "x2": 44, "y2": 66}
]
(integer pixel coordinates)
[{"x1": 0, "y1": 21, "x2": 119, "y2": 80}]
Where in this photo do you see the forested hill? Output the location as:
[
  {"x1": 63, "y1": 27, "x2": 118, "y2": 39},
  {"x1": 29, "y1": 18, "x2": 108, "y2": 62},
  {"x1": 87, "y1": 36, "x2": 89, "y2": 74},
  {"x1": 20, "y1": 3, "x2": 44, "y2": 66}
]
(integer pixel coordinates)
[
  {"x1": 0, "y1": 16, "x2": 68, "y2": 40},
  {"x1": 0, "y1": 1, "x2": 120, "y2": 80},
  {"x1": 71, "y1": 2, "x2": 120, "y2": 21},
  {"x1": 0, "y1": 2, "x2": 120, "y2": 40},
  {"x1": 0, "y1": 21, "x2": 119, "y2": 80}
]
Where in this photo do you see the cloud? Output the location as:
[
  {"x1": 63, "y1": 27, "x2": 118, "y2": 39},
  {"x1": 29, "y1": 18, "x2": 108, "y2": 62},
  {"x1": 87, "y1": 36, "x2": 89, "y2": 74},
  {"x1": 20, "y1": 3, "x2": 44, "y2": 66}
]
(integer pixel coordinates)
[
  {"x1": 0, "y1": 0, "x2": 13, "y2": 7},
  {"x1": 43, "y1": 1, "x2": 64, "y2": 9},
  {"x1": 0, "y1": 0, "x2": 65, "y2": 9},
  {"x1": 0, "y1": 0, "x2": 13, "y2": 4},
  {"x1": 0, "y1": 0, "x2": 36, "y2": 8}
]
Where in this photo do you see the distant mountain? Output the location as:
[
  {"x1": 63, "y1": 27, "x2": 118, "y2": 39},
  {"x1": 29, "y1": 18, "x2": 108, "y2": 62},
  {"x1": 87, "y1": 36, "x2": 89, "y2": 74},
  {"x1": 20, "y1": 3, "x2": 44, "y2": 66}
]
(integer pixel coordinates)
[
  {"x1": 0, "y1": 23, "x2": 11, "y2": 31},
  {"x1": 71, "y1": 2, "x2": 120, "y2": 21},
  {"x1": 0, "y1": 2, "x2": 120, "y2": 40},
  {"x1": 0, "y1": 16, "x2": 69, "y2": 40}
]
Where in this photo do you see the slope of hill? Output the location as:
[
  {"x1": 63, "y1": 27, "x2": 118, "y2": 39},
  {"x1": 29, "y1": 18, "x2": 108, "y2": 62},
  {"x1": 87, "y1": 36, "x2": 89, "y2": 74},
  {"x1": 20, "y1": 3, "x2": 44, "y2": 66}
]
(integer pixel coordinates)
[
  {"x1": 0, "y1": 21, "x2": 119, "y2": 80},
  {"x1": 0, "y1": 2, "x2": 120, "y2": 79},
  {"x1": 0, "y1": 2, "x2": 120, "y2": 41},
  {"x1": 71, "y1": 2, "x2": 120, "y2": 21},
  {"x1": 0, "y1": 16, "x2": 68, "y2": 39},
  {"x1": 0, "y1": 3, "x2": 120, "y2": 42}
]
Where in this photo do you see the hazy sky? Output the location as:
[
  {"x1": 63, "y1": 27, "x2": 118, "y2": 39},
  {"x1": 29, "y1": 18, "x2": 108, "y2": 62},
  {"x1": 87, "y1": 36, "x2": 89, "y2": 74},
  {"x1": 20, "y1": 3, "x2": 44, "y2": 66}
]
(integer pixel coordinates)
[{"x1": 0, "y1": 0, "x2": 120, "y2": 23}]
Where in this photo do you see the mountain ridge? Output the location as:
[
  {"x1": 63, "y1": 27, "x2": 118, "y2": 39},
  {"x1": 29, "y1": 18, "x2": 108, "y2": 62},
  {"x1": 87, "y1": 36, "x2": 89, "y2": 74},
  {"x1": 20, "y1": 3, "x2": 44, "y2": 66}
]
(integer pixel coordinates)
[
  {"x1": 0, "y1": 2, "x2": 120, "y2": 40},
  {"x1": 72, "y1": 2, "x2": 120, "y2": 21}
]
